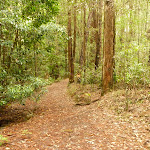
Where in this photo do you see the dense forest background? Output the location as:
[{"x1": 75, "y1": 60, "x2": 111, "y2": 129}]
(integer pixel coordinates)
[{"x1": 0, "y1": 0, "x2": 150, "y2": 106}]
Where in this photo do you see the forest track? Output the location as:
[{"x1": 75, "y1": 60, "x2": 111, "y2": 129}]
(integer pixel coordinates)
[{"x1": 0, "y1": 79, "x2": 149, "y2": 150}]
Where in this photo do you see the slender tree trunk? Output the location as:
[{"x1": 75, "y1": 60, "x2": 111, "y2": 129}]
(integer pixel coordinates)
[
  {"x1": 54, "y1": 21, "x2": 59, "y2": 79},
  {"x1": 34, "y1": 43, "x2": 37, "y2": 77},
  {"x1": 82, "y1": 3, "x2": 87, "y2": 83},
  {"x1": 129, "y1": 0, "x2": 134, "y2": 42},
  {"x1": 79, "y1": 5, "x2": 83, "y2": 67},
  {"x1": 0, "y1": 45, "x2": 1, "y2": 66},
  {"x1": 83, "y1": 3, "x2": 86, "y2": 68},
  {"x1": 8, "y1": 29, "x2": 19, "y2": 69},
  {"x1": 86, "y1": 11, "x2": 93, "y2": 42},
  {"x1": 73, "y1": 0, "x2": 77, "y2": 60},
  {"x1": 65, "y1": 46, "x2": 68, "y2": 73},
  {"x1": 17, "y1": 34, "x2": 24, "y2": 77},
  {"x1": 0, "y1": 24, "x2": 6, "y2": 67},
  {"x1": 102, "y1": 0, "x2": 115, "y2": 95},
  {"x1": 145, "y1": 0, "x2": 149, "y2": 32},
  {"x1": 2, "y1": 45, "x2": 6, "y2": 67},
  {"x1": 0, "y1": 24, "x2": 2, "y2": 65},
  {"x1": 68, "y1": 5, "x2": 74, "y2": 83},
  {"x1": 79, "y1": 10, "x2": 93, "y2": 67},
  {"x1": 94, "y1": 0, "x2": 103, "y2": 70},
  {"x1": 137, "y1": 0, "x2": 140, "y2": 63}
]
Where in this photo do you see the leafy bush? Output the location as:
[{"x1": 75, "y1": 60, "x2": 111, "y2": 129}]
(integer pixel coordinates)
[
  {"x1": 115, "y1": 58, "x2": 150, "y2": 87},
  {"x1": 5, "y1": 84, "x2": 34, "y2": 103},
  {"x1": 126, "y1": 63, "x2": 150, "y2": 85},
  {"x1": 0, "y1": 85, "x2": 3, "y2": 92},
  {"x1": 82, "y1": 68, "x2": 102, "y2": 85},
  {"x1": 28, "y1": 77, "x2": 49, "y2": 89},
  {"x1": 115, "y1": 42, "x2": 150, "y2": 87},
  {"x1": 0, "y1": 77, "x2": 53, "y2": 106},
  {"x1": 0, "y1": 67, "x2": 7, "y2": 83}
]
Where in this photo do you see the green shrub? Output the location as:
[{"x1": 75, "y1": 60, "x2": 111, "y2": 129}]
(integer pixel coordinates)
[
  {"x1": 0, "y1": 67, "x2": 7, "y2": 83},
  {"x1": 0, "y1": 85, "x2": 3, "y2": 92},
  {"x1": 115, "y1": 61, "x2": 150, "y2": 87},
  {"x1": 0, "y1": 76, "x2": 53, "y2": 106},
  {"x1": 84, "y1": 68, "x2": 102, "y2": 85},
  {"x1": 28, "y1": 77, "x2": 48, "y2": 89},
  {"x1": 126, "y1": 63, "x2": 149, "y2": 85},
  {"x1": 115, "y1": 42, "x2": 150, "y2": 87}
]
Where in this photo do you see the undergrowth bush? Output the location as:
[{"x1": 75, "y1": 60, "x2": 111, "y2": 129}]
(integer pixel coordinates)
[
  {"x1": 126, "y1": 63, "x2": 150, "y2": 85},
  {"x1": 115, "y1": 61, "x2": 150, "y2": 87},
  {"x1": 0, "y1": 77, "x2": 53, "y2": 106},
  {"x1": 115, "y1": 42, "x2": 150, "y2": 88},
  {"x1": 86, "y1": 68, "x2": 101, "y2": 84},
  {"x1": 78, "y1": 67, "x2": 102, "y2": 85}
]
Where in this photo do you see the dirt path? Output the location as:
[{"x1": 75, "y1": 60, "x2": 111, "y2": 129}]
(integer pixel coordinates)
[{"x1": 0, "y1": 79, "x2": 149, "y2": 150}]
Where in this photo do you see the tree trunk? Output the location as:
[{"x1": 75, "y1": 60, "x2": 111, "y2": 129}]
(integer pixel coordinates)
[
  {"x1": 2, "y1": 45, "x2": 6, "y2": 67},
  {"x1": 8, "y1": 29, "x2": 18, "y2": 69},
  {"x1": 145, "y1": 0, "x2": 149, "y2": 32},
  {"x1": 68, "y1": 5, "x2": 74, "y2": 83},
  {"x1": 94, "y1": 0, "x2": 103, "y2": 70},
  {"x1": 0, "y1": 24, "x2": 2, "y2": 65},
  {"x1": 0, "y1": 24, "x2": 6, "y2": 68},
  {"x1": 65, "y1": 46, "x2": 68, "y2": 73},
  {"x1": 73, "y1": 0, "x2": 77, "y2": 60},
  {"x1": 82, "y1": 3, "x2": 87, "y2": 83},
  {"x1": 34, "y1": 43, "x2": 37, "y2": 77},
  {"x1": 83, "y1": 3, "x2": 86, "y2": 68},
  {"x1": 79, "y1": 10, "x2": 93, "y2": 67},
  {"x1": 128, "y1": 0, "x2": 134, "y2": 42},
  {"x1": 102, "y1": 0, "x2": 115, "y2": 95}
]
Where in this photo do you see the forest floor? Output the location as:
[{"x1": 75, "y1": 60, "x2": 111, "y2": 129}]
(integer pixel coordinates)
[{"x1": 0, "y1": 79, "x2": 150, "y2": 150}]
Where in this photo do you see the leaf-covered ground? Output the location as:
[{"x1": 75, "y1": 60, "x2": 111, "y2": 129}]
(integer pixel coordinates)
[{"x1": 0, "y1": 79, "x2": 149, "y2": 149}]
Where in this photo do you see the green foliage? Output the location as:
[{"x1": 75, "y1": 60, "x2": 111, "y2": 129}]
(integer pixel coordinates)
[
  {"x1": 126, "y1": 63, "x2": 149, "y2": 84},
  {"x1": 0, "y1": 86, "x2": 3, "y2": 92},
  {"x1": 22, "y1": 0, "x2": 59, "y2": 27},
  {"x1": 0, "y1": 67, "x2": 7, "y2": 83},
  {"x1": 0, "y1": 77, "x2": 52, "y2": 106},
  {"x1": 5, "y1": 84, "x2": 33, "y2": 102},
  {"x1": 78, "y1": 67, "x2": 102, "y2": 85},
  {"x1": 28, "y1": 77, "x2": 48, "y2": 89},
  {"x1": 0, "y1": 0, "x2": 65, "y2": 107},
  {"x1": 85, "y1": 68, "x2": 102, "y2": 84},
  {"x1": 115, "y1": 41, "x2": 150, "y2": 87},
  {"x1": 1, "y1": 0, "x2": 149, "y2": 109}
]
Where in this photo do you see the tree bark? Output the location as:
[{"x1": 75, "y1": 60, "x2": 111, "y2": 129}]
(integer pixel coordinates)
[
  {"x1": 8, "y1": 29, "x2": 18, "y2": 69},
  {"x1": 73, "y1": 0, "x2": 77, "y2": 60},
  {"x1": 2, "y1": 45, "x2": 6, "y2": 67},
  {"x1": 102, "y1": 0, "x2": 115, "y2": 95},
  {"x1": 65, "y1": 46, "x2": 68, "y2": 73},
  {"x1": 0, "y1": 24, "x2": 6, "y2": 67},
  {"x1": 83, "y1": 3, "x2": 86, "y2": 68},
  {"x1": 145, "y1": 0, "x2": 149, "y2": 32},
  {"x1": 79, "y1": 10, "x2": 93, "y2": 67},
  {"x1": 0, "y1": 24, "x2": 2, "y2": 65},
  {"x1": 68, "y1": 5, "x2": 74, "y2": 83},
  {"x1": 34, "y1": 43, "x2": 37, "y2": 77},
  {"x1": 82, "y1": 3, "x2": 87, "y2": 83},
  {"x1": 128, "y1": 0, "x2": 134, "y2": 42},
  {"x1": 94, "y1": 0, "x2": 103, "y2": 70}
]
